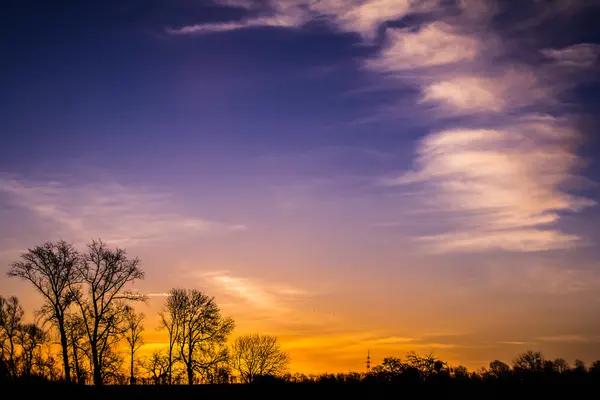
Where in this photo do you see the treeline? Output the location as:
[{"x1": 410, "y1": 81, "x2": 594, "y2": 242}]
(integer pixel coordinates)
[
  {"x1": 2, "y1": 240, "x2": 600, "y2": 387},
  {"x1": 325, "y1": 351, "x2": 600, "y2": 385},
  {"x1": 1, "y1": 240, "x2": 288, "y2": 385}
]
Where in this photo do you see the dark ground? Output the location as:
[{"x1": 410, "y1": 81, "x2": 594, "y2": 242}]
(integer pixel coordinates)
[{"x1": 3, "y1": 382, "x2": 599, "y2": 400}]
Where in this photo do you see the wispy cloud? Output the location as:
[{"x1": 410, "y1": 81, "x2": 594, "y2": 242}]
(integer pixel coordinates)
[
  {"x1": 146, "y1": 292, "x2": 171, "y2": 297},
  {"x1": 420, "y1": 68, "x2": 551, "y2": 114},
  {"x1": 0, "y1": 177, "x2": 247, "y2": 246},
  {"x1": 541, "y1": 43, "x2": 600, "y2": 68},
  {"x1": 499, "y1": 341, "x2": 531, "y2": 346},
  {"x1": 537, "y1": 334, "x2": 594, "y2": 343},
  {"x1": 166, "y1": 1, "x2": 597, "y2": 254},
  {"x1": 366, "y1": 21, "x2": 479, "y2": 71},
  {"x1": 384, "y1": 115, "x2": 594, "y2": 252},
  {"x1": 166, "y1": 14, "x2": 299, "y2": 35},
  {"x1": 197, "y1": 270, "x2": 309, "y2": 314},
  {"x1": 486, "y1": 263, "x2": 597, "y2": 295},
  {"x1": 372, "y1": 2, "x2": 596, "y2": 253},
  {"x1": 283, "y1": 331, "x2": 463, "y2": 354},
  {"x1": 165, "y1": 0, "x2": 438, "y2": 38}
]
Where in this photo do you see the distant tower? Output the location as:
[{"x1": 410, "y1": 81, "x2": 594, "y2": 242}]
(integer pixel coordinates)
[{"x1": 366, "y1": 350, "x2": 371, "y2": 373}]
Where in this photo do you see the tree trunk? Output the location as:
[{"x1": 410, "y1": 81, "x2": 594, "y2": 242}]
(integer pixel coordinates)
[
  {"x1": 91, "y1": 344, "x2": 102, "y2": 385},
  {"x1": 57, "y1": 319, "x2": 72, "y2": 384},
  {"x1": 167, "y1": 334, "x2": 173, "y2": 385},
  {"x1": 8, "y1": 336, "x2": 16, "y2": 377},
  {"x1": 167, "y1": 347, "x2": 172, "y2": 385},
  {"x1": 72, "y1": 342, "x2": 81, "y2": 384},
  {"x1": 187, "y1": 366, "x2": 194, "y2": 385},
  {"x1": 130, "y1": 349, "x2": 135, "y2": 385}
]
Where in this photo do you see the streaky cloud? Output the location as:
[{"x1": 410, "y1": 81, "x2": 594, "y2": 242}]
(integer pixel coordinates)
[
  {"x1": 166, "y1": 0, "x2": 598, "y2": 255},
  {"x1": 365, "y1": 21, "x2": 479, "y2": 71},
  {"x1": 166, "y1": 0, "x2": 440, "y2": 38},
  {"x1": 541, "y1": 43, "x2": 600, "y2": 68},
  {"x1": 0, "y1": 177, "x2": 247, "y2": 246},
  {"x1": 420, "y1": 68, "x2": 550, "y2": 114},
  {"x1": 369, "y1": 1, "x2": 596, "y2": 253},
  {"x1": 196, "y1": 270, "x2": 310, "y2": 314},
  {"x1": 166, "y1": 14, "x2": 299, "y2": 35},
  {"x1": 386, "y1": 117, "x2": 594, "y2": 253}
]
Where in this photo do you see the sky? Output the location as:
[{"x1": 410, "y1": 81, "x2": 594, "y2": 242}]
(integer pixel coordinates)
[{"x1": 1, "y1": 0, "x2": 600, "y2": 374}]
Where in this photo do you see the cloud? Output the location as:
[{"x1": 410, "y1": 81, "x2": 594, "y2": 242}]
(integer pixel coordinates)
[
  {"x1": 198, "y1": 270, "x2": 309, "y2": 314},
  {"x1": 166, "y1": 0, "x2": 307, "y2": 35},
  {"x1": 368, "y1": 2, "x2": 597, "y2": 253},
  {"x1": 0, "y1": 178, "x2": 247, "y2": 246},
  {"x1": 166, "y1": 14, "x2": 299, "y2": 35},
  {"x1": 541, "y1": 43, "x2": 600, "y2": 68},
  {"x1": 282, "y1": 331, "x2": 461, "y2": 352},
  {"x1": 166, "y1": 1, "x2": 597, "y2": 254},
  {"x1": 166, "y1": 0, "x2": 438, "y2": 38},
  {"x1": 146, "y1": 292, "x2": 171, "y2": 297},
  {"x1": 486, "y1": 263, "x2": 597, "y2": 295},
  {"x1": 537, "y1": 334, "x2": 593, "y2": 343},
  {"x1": 420, "y1": 68, "x2": 550, "y2": 114},
  {"x1": 366, "y1": 336, "x2": 416, "y2": 345},
  {"x1": 366, "y1": 22, "x2": 479, "y2": 71},
  {"x1": 384, "y1": 115, "x2": 594, "y2": 252},
  {"x1": 333, "y1": 0, "x2": 413, "y2": 36}
]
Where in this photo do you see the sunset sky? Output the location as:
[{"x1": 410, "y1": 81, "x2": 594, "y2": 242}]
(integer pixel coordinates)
[{"x1": 2, "y1": 0, "x2": 600, "y2": 374}]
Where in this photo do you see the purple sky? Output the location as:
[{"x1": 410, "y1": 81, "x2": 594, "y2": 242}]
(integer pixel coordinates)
[{"x1": 2, "y1": 0, "x2": 600, "y2": 373}]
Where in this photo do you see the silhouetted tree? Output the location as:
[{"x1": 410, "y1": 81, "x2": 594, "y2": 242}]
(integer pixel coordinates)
[
  {"x1": 590, "y1": 360, "x2": 600, "y2": 376},
  {"x1": 65, "y1": 314, "x2": 88, "y2": 384},
  {"x1": 0, "y1": 295, "x2": 24, "y2": 378},
  {"x1": 406, "y1": 351, "x2": 443, "y2": 378},
  {"x1": 513, "y1": 350, "x2": 544, "y2": 373},
  {"x1": 553, "y1": 358, "x2": 569, "y2": 374},
  {"x1": 231, "y1": 333, "x2": 290, "y2": 383},
  {"x1": 8, "y1": 241, "x2": 79, "y2": 383},
  {"x1": 123, "y1": 306, "x2": 145, "y2": 385},
  {"x1": 143, "y1": 350, "x2": 169, "y2": 384},
  {"x1": 70, "y1": 239, "x2": 145, "y2": 385},
  {"x1": 489, "y1": 359, "x2": 510, "y2": 377},
  {"x1": 453, "y1": 365, "x2": 469, "y2": 379},
  {"x1": 36, "y1": 342, "x2": 60, "y2": 381},
  {"x1": 100, "y1": 345, "x2": 125, "y2": 384},
  {"x1": 574, "y1": 359, "x2": 586, "y2": 373},
  {"x1": 372, "y1": 357, "x2": 407, "y2": 381},
  {"x1": 206, "y1": 363, "x2": 231, "y2": 384},
  {"x1": 163, "y1": 288, "x2": 234, "y2": 385},
  {"x1": 158, "y1": 293, "x2": 181, "y2": 384},
  {"x1": 17, "y1": 322, "x2": 47, "y2": 376}
]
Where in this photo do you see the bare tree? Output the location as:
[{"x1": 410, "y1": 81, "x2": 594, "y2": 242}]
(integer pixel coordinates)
[
  {"x1": 489, "y1": 359, "x2": 510, "y2": 377},
  {"x1": 65, "y1": 314, "x2": 88, "y2": 384},
  {"x1": 123, "y1": 306, "x2": 145, "y2": 384},
  {"x1": 0, "y1": 296, "x2": 24, "y2": 378},
  {"x1": 17, "y1": 322, "x2": 48, "y2": 376},
  {"x1": 8, "y1": 241, "x2": 79, "y2": 383},
  {"x1": 372, "y1": 357, "x2": 407, "y2": 381},
  {"x1": 406, "y1": 351, "x2": 442, "y2": 378},
  {"x1": 36, "y1": 342, "x2": 61, "y2": 381},
  {"x1": 162, "y1": 288, "x2": 234, "y2": 385},
  {"x1": 158, "y1": 292, "x2": 181, "y2": 385},
  {"x1": 553, "y1": 358, "x2": 569, "y2": 374},
  {"x1": 143, "y1": 350, "x2": 170, "y2": 384},
  {"x1": 574, "y1": 359, "x2": 586, "y2": 373},
  {"x1": 70, "y1": 239, "x2": 145, "y2": 385},
  {"x1": 453, "y1": 365, "x2": 469, "y2": 379},
  {"x1": 513, "y1": 350, "x2": 544, "y2": 373},
  {"x1": 231, "y1": 334, "x2": 290, "y2": 383}
]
